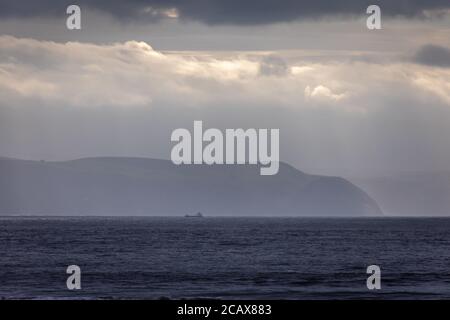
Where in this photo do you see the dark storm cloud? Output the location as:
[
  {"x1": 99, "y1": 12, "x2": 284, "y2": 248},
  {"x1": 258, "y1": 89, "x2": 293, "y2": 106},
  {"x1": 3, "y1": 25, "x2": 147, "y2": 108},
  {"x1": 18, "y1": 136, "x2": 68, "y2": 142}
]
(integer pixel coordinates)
[
  {"x1": 413, "y1": 44, "x2": 450, "y2": 67},
  {"x1": 0, "y1": 0, "x2": 449, "y2": 24}
]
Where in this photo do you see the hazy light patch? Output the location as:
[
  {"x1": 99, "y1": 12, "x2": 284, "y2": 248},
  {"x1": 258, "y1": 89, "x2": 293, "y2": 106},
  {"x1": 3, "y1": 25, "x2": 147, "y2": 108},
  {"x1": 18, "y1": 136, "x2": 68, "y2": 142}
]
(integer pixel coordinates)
[
  {"x1": 141, "y1": 6, "x2": 179, "y2": 19},
  {"x1": 412, "y1": 69, "x2": 450, "y2": 104},
  {"x1": 0, "y1": 65, "x2": 57, "y2": 97},
  {"x1": 0, "y1": 36, "x2": 449, "y2": 112},
  {"x1": 207, "y1": 59, "x2": 259, "y2": 80},
  {"x1": 305, "y1": 85, "x2": 347, "y2": 102},
  {"x1": 291, "y1": 66, "x2": 315, "y2": 75}
]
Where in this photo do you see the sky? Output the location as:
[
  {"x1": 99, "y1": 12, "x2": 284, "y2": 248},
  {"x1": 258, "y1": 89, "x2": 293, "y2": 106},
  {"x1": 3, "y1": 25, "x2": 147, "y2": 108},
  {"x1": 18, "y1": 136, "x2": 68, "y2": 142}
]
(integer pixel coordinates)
[{"x1": 0, "y1": 0, "x2": 449, "y2": 177}]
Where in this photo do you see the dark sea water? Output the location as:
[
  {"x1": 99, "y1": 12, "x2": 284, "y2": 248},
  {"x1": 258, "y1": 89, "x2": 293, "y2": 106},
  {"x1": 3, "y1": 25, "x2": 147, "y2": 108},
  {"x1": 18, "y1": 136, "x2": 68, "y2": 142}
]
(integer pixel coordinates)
[{"x1": 1, "y1": 217, "x2": 450, "y2": 300}]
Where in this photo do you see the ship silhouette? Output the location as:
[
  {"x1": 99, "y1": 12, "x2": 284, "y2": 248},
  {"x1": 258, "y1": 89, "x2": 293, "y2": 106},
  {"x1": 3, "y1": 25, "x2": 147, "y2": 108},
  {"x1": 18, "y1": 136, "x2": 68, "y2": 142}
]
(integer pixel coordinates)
[{"x1": 185, "y1": 212, "x2": 203, "y2": 218}]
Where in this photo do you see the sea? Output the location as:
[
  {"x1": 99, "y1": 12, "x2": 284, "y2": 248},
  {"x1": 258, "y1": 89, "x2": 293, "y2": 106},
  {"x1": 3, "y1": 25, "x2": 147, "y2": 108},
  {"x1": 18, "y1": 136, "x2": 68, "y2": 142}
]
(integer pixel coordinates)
[{"x1": 1, "y1": 216, "x2": 450, "y2": 300}]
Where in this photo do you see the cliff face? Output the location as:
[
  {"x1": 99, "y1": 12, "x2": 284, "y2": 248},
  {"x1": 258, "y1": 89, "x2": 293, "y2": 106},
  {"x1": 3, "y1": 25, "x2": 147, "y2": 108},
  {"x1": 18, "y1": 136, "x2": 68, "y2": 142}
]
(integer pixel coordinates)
[{"x1": 0, "y1": 157, "x2": 382, "y2": 216}]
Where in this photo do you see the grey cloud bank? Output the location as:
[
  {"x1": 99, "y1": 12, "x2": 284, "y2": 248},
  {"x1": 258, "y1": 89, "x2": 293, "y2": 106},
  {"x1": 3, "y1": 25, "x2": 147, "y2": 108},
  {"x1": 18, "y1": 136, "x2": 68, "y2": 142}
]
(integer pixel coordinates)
[
  {"x1": 0, "y1": 0, "x2": 449, "y2": 24},
  {"x1": 413, "y1": 44, "x2": 450, "y2": 67},
  {"x1": 0, "y1": 35, "x2": 449, "y2": 179}
]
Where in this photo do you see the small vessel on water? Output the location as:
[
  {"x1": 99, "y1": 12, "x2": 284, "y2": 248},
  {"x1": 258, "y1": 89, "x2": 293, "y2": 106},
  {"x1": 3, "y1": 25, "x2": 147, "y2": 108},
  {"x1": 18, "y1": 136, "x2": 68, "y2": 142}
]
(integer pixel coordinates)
[{"x1": 185, "y1": 212, "x2": 203, "y2": 218}]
